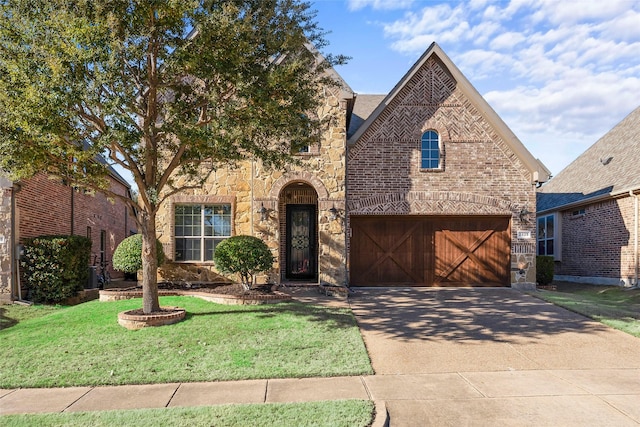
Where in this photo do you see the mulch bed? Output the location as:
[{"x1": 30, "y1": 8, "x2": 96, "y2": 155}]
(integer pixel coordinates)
[{"x1": 112, "y1": 282, "x2": 276, "y2": 297}]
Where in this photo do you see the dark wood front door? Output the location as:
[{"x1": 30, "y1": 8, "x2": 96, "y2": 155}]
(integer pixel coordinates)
[
  {"x1": 286, "y1": 205, "x2": 317, "y2": 280},
  {"x1": 350, "y1": 216, "x2": 510, "y2": 287}
]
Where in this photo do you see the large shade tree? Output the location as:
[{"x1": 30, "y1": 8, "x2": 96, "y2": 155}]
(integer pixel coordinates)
[{"x1": 0, "y1": 0, "x2": 345, "y2": 313}]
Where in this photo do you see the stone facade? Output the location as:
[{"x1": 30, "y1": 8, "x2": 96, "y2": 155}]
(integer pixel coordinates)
[
  {"x1": 156, "y1": 43, "x2": 544, "y2": 288},
  {"x1": 156, "y1": 84, "x2": 350, "y2": 286}
]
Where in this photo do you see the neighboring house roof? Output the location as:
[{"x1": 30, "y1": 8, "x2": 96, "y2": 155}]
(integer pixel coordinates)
[
  {"x1": 347, "y1": 42, "x2": 550, "y2": 185},
  {"x1": 537, "y1": 106, "x2": 640, "y2": 213},
  {"x1": 347, "y1": 94, "x2": 386, "y2": 139}
]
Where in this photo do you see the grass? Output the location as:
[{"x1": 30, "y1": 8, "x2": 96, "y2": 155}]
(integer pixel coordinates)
[
  {"x1": 0, "y1": 297, "x2": 372, "y2": 388},
  {"x1": 2, "y1": 400, "x2": 375, "y2": 427},
  {"x1": 0, "y1": 304, "x2": 63, "y2": 329},
  {"x1": 535, "y1": 283, "x2": 640, "y2": 338}
]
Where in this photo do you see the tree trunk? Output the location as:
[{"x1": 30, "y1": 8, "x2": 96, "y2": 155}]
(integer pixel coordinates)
[{"x1": 139, "y1": 209, "x2": 160, "y2": 314}]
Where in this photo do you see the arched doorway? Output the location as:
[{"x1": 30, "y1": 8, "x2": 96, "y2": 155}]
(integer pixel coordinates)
[{"x1": 279, "y1": 182, "x2": 319, "y2": 281}]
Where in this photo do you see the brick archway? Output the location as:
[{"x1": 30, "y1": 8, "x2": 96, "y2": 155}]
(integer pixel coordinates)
[{"x1": 270, "y1": 172, "x2": 329, "y2": 201}]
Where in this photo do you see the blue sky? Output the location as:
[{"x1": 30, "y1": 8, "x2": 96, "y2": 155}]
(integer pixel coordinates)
[{"x1": 312, "y1": 0, "x2": 640, "y2": 176}]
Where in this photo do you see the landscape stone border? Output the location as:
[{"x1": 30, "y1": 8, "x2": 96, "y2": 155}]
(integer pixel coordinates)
[
  {"x1": 118, "y1": 307, "x2": 186, "y2": 330},
  {"x1": 100, "y1": 288, "x2": 293, "y2": 305}
]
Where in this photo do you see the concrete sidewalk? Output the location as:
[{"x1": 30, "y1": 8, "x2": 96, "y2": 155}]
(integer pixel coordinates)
[
  {"x1": 3, "y1": 287, "x2": 640, "y2": 426},
  {"x1": 2, "y1": 369, "x2": 640, "y2": 425}
]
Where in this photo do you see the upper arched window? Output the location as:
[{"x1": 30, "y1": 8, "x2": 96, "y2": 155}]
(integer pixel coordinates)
[{"x1": 421, "y1": 130, "x2": 440, "y2": 169}]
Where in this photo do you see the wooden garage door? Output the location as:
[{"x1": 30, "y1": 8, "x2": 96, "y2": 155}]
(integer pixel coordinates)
[{"x1": 350, "y1": 216, "x2": 510, "y2": 287}]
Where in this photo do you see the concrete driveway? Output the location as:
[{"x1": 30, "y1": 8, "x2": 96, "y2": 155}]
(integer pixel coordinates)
[{"x1": 350, "y1": 287, "x2": 640, "y2": 426}]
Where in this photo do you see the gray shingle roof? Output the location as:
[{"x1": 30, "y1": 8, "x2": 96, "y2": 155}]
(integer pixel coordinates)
[
  {"x1": 347, "y1": 94, "x2": 386, "y2": 140},
  {"x1": 537, "y1": 106, "x2": 640, "y2": 212}
]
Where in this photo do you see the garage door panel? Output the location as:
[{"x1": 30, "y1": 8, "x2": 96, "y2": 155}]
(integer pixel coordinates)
[{"x1": 351, "y1": 216, "x2": 510, "y2": 287}]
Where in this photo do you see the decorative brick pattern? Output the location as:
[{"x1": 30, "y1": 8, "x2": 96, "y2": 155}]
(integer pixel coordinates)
[{"x1": 347, "y1": 52, "x2": 537, "y2": 285}]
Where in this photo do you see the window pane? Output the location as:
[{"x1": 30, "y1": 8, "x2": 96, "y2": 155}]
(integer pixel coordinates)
[
  {"x1": 538, "y1": 243, "x2": 545, "y2": 256},
  {"x1": 546, "y1": 239, "x2": 554, "y2": 256},
  {"x1": 175, "y1": 204, "x2": 231, "y2": 262},
  {"x1": 547, "y1": 216, "x2": 554, "y2": 237},
  {"x1": 537, "y1": 217, "x2": 545, "y2": 239},
  {"x1": 175, "y1": 238, "x2": 200, "y2": 261},
  {"x1": 421, "y1": 131, "x2": 439, "y2": 169},
  {"x1": 205, "y1": 239, "x2": 215, "y2": 261}
]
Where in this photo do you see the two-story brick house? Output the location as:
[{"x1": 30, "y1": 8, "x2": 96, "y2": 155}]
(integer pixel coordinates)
[
  {"x1": 156, "y1": 42, "x2": 549, "y2": 288},
  {"x1": 0, "y1": 167, "x2": 136, "y2": 303}
]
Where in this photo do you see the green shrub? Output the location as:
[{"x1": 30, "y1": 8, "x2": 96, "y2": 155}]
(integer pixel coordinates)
[
  {"x1": 213, "y1": 235, "x2": 274, "y2": 290},
  {"x1": 22, "y1": 235, "x2": 92, "y2": 303},
  {"x1": 112, "y1": 234, "x2": 165, "y2": 274},
  {"x1": 536, "y1": 255, "x2": 555, "y2": 286}
]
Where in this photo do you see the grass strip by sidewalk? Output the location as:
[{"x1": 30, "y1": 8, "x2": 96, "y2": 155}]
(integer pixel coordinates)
[
  {"x1": 0, "y1": 297, "x2": 372, "y2": 388},
  {"x1": 535, "y1": 285, "x2": 640, "y2": 338},
  {"x1": 2, "y1": 400, "x2": 374, "y2": 427}
]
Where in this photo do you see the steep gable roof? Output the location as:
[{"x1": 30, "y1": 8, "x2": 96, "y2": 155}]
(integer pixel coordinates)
[
  {"x1": 537, "y1": 106, "x2": 640, "y2": 213},
  {"x1": 347, "y1": 42, "x2": 550, "y2": 185}
]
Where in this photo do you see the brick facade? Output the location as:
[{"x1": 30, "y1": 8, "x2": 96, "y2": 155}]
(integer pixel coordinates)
[
  {"x1": 4, "y1": 172, "x2": 135, "y2": 300},
  {"x1": 555, "y1": 196, "x2": 638, "y2": 285},
  {"x1": 155, "y1": 44, "x2": 543, "y2": 288},
  {"x1": 348, "y1": 54, "x2": 538, "y2": 285}
]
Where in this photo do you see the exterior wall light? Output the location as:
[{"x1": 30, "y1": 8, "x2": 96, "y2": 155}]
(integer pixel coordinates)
[
  {"x1": 328, "y1": 206, "x2": 339, "y2": 221},
  {"x1": 258, "y1": 203, "x2": 269, "y2": 221},
  {"x1": 519, "y1": 207, "x2": 533, "y2": 223}
]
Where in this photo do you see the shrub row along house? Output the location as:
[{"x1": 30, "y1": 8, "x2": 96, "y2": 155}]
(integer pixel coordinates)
[
  {"x1": 537, "y1": 106, "x2": 640, "y2": 286},
  {"x1": 155, "y1": 42, "x2": 550, "y2": 289},
  {"x1": 0, "y1": 165, "x2": 136, "y2": 303}
]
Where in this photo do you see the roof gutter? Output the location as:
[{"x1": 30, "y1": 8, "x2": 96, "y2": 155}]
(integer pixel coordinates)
[{"x1": 537, "y1": 186, "x2": 640, "y2": 216}]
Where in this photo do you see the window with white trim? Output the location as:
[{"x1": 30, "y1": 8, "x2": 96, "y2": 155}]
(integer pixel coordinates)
[
  {"x1": 537, "y1": 213, "x2": 560, "y2": 259},
  {"x1": 174, "y1": 204, "x2": 231, "y2": 262},
  {"x1": 421, "y1": 130, "x2": 441, "y2": 169}
]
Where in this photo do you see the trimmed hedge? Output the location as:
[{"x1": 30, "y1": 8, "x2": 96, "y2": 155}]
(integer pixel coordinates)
[
  {"x1": 213, "y1": 235, "x2": 274, "y2": 290},
  {"x1": 536, "y1": 255, "x2": 555, "y2": 286},
  {"x1": 22, "y1": 235, "x2": 92, "y2": 303},
  {"x1": 112, "y1": 234, "x2": 165, "y2": 274}
]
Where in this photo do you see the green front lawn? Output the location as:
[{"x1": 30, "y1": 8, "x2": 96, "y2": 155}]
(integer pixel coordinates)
[
  {"x1": 535, "y1": 283, "x2": 640, "y2": 338},
  {"x1": 0, "y1": 297, "x2": 372, "y2": 388},
  {"x1": 2, "y1": 400, "x2": 374, "y2": 427}
]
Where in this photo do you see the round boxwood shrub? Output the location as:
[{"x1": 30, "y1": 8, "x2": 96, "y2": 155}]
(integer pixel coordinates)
[
  {"x1": 536, "y1": 255, "x2": 555, "y2": 286},
  {"x1": 113, "y1": 234, "x2": 165, "y2": 274},
  {"x1": 213, "y1": 235, "x2": 274, "y2": 290}
]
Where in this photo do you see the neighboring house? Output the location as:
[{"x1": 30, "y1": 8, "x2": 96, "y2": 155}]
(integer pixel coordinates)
[
  {"x1": 0, "y1": 167, "x2": 137, "y2": 303},
  {"x1": 537, "y1": 106, "x2": 640, "y2": 286},
  {"x1": 156, "y1": 42, "x2": 550, "y2": 289}
]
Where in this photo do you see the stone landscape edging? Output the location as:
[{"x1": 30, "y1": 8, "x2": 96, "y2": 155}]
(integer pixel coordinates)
[{"x1": 100, "y1": 288, "x2": 292, "y2": 305}]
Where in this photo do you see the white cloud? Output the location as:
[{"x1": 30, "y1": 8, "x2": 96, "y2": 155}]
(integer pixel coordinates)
[
  {"x1": 346, "y1": 0, "x2": 414, "y2": 11},
  {"x1": 370, "y1": 0, "x2": 640, "y2": 173},
  {"x1": 489, "y1": 31, "x2": 526, "y2": 50}
]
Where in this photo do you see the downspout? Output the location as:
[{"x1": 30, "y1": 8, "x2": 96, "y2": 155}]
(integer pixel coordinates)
[
  {"x1": 250, "y1": 158, "x2": 255, "y2": 236},
  {"x1": 10, "y1": 183, "x2": 17, "y2": 301},
  {"x1": 632, "y1": 190, "x2": 639, "y2": 287}
]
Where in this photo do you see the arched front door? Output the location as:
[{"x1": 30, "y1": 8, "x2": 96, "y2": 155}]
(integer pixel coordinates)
[{"x1": 279, "y1": 183, "x2": 318, "y2": 281}]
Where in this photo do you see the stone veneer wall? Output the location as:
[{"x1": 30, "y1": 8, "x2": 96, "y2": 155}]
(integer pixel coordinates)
[
  {"x1": 347, "y1": 55, "x2": 537, "y2": 285},
  {"x1": 0, "y1": 176, "x2": 12, "y2": 303},
  {"x1": 156, "y1": 84, "x2": 349, "y2": 286}
]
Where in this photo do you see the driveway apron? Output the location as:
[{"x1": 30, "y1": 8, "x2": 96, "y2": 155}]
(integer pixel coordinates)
[{"x1": 350, "y1": 288, "x2": 640, "y2": 426}]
